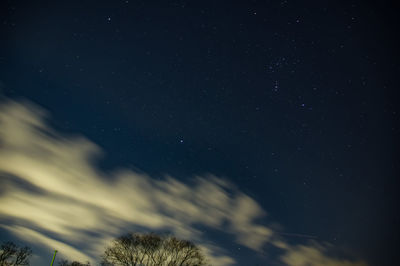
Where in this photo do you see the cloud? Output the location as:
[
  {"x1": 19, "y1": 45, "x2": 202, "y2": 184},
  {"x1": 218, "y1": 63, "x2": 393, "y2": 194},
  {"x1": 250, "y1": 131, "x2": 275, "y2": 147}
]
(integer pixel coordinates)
[
  {"x1": 0, "y1": 99, "x2": 368, "y2": 266},
  {"x1": 1, "y1": 224, "x2": 93, "y2": 262},
  {"x1": 280, "y1": 242, "x2": 368, "y2": 266}
]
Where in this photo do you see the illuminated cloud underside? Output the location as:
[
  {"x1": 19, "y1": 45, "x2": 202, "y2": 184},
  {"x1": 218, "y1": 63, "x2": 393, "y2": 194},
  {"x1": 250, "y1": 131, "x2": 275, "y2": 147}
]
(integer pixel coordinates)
[{"x1": 0, "y1": 99, "x2": 367, "y2": 266}]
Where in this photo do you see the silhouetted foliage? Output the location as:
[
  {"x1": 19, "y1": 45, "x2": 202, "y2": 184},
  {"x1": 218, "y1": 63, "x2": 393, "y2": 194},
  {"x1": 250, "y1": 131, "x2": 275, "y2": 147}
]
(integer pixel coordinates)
[
  {"x1": 58, "y1": 259, "x2": 91, "y2": 266},
  {"x1": 0, "y1": 241, "x2": 32, "y2": 266},
  {"x1": 101, "y1": 232, "x2": 208, "y2": 266}
]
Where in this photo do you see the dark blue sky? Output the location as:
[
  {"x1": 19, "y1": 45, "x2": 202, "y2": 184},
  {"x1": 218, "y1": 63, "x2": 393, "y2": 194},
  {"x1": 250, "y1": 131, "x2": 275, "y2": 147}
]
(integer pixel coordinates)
[{"x1": 0, "y1": 1, "x2": 398, "y2": 265}]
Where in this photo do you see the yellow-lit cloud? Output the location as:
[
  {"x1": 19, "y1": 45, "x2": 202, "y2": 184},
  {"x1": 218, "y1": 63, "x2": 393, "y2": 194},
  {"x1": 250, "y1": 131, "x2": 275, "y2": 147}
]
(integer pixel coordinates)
[
  {"x1": 0, "y1": 99, "x2": 367, "y2": 266},
  {"x1": 280, "y1": 242, "x2": 368, "y2": 266}
]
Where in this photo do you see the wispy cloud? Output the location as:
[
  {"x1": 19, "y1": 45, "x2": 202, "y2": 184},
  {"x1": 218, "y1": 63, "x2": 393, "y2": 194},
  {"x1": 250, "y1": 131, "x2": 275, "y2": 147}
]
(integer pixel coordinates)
[
  {"x1": 279, "y1": 242, "x2": 368, "y2": 266},
  {"x1": 0, "y1": 99, "x2": 367, "y2": 266}
]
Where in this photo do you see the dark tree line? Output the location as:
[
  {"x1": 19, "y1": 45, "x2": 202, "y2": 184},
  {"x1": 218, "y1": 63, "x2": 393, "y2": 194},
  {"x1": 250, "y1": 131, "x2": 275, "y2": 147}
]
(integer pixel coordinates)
[
  {"x1": 0, "y1": 241, "x2": 32, "y2": 266},
  {"x1": 101, "y1": 233, "x2": 208, "y2": 266},
  {"x1": 1, "y1": 233, "x2": 209, "y2": 266},
  {"x1": 58, "y1": 260, "x2": 91, "y2": 266}
]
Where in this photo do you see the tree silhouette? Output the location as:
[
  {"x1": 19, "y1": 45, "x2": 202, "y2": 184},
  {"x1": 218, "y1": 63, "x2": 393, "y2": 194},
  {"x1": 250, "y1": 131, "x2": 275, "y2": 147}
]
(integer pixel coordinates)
[
  {"x1": 0, "y1": 241, "x2": 32, "y2": 266},
  {"x1": 58, "y1": 259, "x2": 91, "y2": 266},
  {"x1": 101, "y1": 232, "x2": 208, "y2": 266}
]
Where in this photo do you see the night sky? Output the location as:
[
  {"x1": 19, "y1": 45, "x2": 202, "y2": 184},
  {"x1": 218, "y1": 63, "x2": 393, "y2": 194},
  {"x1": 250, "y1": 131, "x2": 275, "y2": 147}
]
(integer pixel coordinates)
[{"x1": 0, "y1": 1, "x2": 399, "y2": 265}]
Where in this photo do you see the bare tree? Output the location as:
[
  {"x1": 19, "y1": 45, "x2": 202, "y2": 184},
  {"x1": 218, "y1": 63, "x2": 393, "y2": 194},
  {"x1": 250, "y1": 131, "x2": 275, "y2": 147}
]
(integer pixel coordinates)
[
  {"x1": 0, "y1": 241, "x2": 32, "y2": 266},
  {"x1": 101, "y1": 232, "x2": 208, "y2": 266},
  {"x1": 58, "y1": 259, "x2": 91, "y2": 266}
]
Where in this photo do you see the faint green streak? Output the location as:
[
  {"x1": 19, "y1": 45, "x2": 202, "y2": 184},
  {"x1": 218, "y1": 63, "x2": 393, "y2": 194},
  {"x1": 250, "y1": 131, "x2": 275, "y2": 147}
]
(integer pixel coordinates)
[{"x1": 50, "y1": 250, "x2": 57, "y2": 266}]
